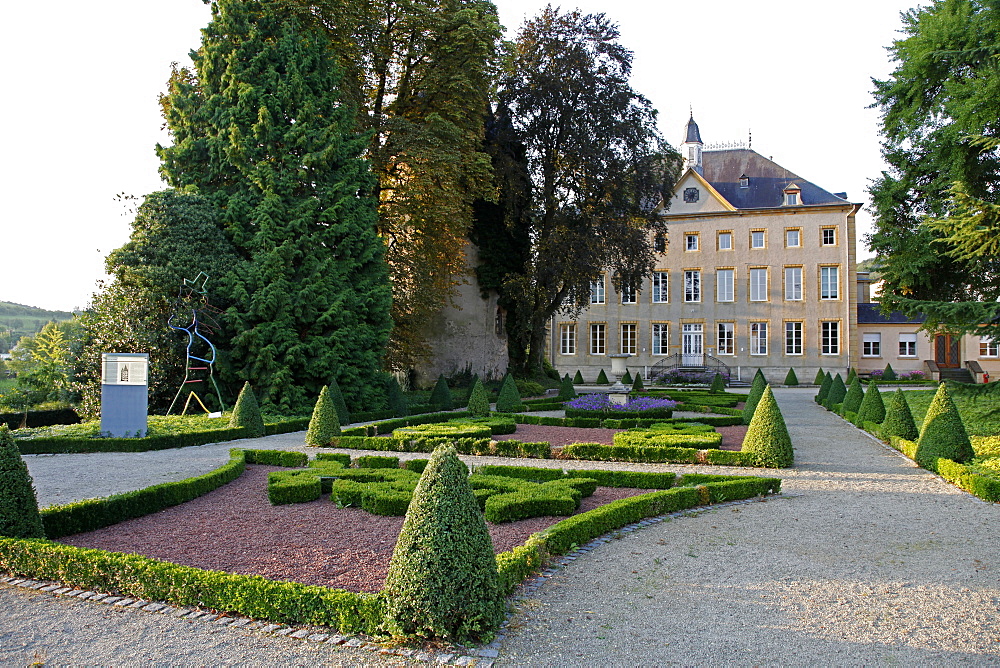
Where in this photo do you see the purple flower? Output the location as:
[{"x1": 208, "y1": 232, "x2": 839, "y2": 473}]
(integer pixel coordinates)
[{"x1": 564, "y1": 393, "x2": 679, "y2": 412}]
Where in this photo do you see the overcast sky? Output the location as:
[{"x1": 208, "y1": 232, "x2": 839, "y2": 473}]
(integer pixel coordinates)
[{"x1": 0, "y1": 0, "x2": 911, "y2": 312}]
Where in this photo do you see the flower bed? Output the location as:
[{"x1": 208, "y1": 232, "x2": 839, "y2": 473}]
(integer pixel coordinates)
[{"x1": 563, "y1": 393, "x2": 679, "y2": 419}]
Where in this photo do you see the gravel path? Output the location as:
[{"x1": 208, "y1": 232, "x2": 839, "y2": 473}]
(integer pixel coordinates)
[{"x1": 4, "y1": 388, "x2": 999, "y2": 665}]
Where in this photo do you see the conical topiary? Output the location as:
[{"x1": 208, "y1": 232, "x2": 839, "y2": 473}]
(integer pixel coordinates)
[
  {"x1": 573, "y1": 370, "x2": 584, "y2": 384},
  {"x1": 813, "y1": 368, "x2": 826, "y2": 385},
  {"x1": 631, "y1": 373, "x2": 644, "y2": 391},
  {"x1": 229, "y1": 381, "x2": 265, "y2": 438},
  {"x1": 382, "y1": 444, "x2": 504, "y2": 642},
  {"x1": 467, "y1": 378, "x2": 491, "y2": 417},
  {"x1": 741, "y1": 386, "x2": 794, "y2": 468},
  {"x1": 388, "y1": 376, "x2": 409, "y2": 417},
  {"x1": 882, "y1": 363, "x2": 897, "y2": 381},
  {"x1": 842, "y1": 377, "x2": 864, "y2": 414},
  {"x1": 825, "y1": 373, "x2": 847, "y2": 410},
  {"x1": 710, "y1": 372, "x2": 726, "y2": 393},
  {"x1": 595, "y1": 369, "x2": 609, "y2": 384},
  {"x1": 855, "y1": 380, "x2": 886, "y2": 427},
  {"x1": 915, "y1": 384, "x2": 974, "y2": 469},
  {"x1": 429, "y1": 375, "x2": 454, "y2": 411},
  {"x1": 846, "y1": 367, "x2": 857, "y2": 384},
  {"x1": 816, "y1": 372, "x2": 833, "y2": 404},
  {"x1": 328, "y1": 377, "x2": 351, "y2": 425},
  {"x1": 557, "y1": 374, "x2": 577, "y2": 400},
  {"x1": 742, "y1": 372, "x2": 768, "y2": 425},
  {"x1": 753, "y1": 368, "x2": 766, "y2": 385},
  {"x1": 621, "y1": 369, "x2": 633, "y2": 384},
  {"x1": 881, "y1": 388, "x2": 918, "y2": 441},
  {"x1": 306, "y1": 385, "x2": 341, "y2": 446},
  {"x1": 495, "y1": 374, "x2": 523, "y2": 413},
  {"x1": 783, "y1": 368, "x2": 799, "y2": 386},
  {"x1": 0, "y1": 426, "x2": 44, "y2": 538}
]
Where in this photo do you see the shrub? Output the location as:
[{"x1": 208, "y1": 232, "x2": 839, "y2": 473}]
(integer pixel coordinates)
[
  {"x1": 856, "y1": 381, "x2": 886, "y2": 426},
  {"x1": 557, "y1": 374, "x2": 577, "y2": 400},
  {"x1": 882, "y1": 363, "x2": 897, "y2": 381},
  {"x1": 404, "y1": 459, "x2": 429, "y2": 474},
  {"x1": 382, "y1": 444, "x2": 504, "y2": 643},
  {"x1": 710, "y1": 373, "x2": 726, "y2": 393},
  {"x1": 816, "y1": 372, "x2": 833, "y2": 404},
  {"x1": 813, "y1": 368, "x2": 826, "y2": 385},
  {"x1": 783, "y1": 368, "x2": 799, "y2": 386},
  {"x1": 915, "y1": 384, "x2": 974, "y2": 469},
  {"x1": 315, "y1": 452, "x2": 351, "y2": 466},
  {"x1": 245, "y1": 449, "x2": 308, "y2": 467},
  {"x1": 229, "y1": 382, "x2": 264, "y2": 438},
  {"x1": 495, "y1": 375, "x2": 524, "y2": 413},
  {"x1": 328, "y1": 378, "x2": 351, "y2": 425},
  {"x1": 573, "y1": 370, "x2": 584, "y2": 384},
  {"x1": 825, "y1": 374, "x2": 847, "y2": 409},
  {"x1": 305, "y1": 386, "x2": 341, "y2": 446},
  {"x1": 842, "y1": 377, "x2": 864, "y2": 414},
  {"x1": 429, "y1": 375, "x2": 454, "y2": 411},
  {"x1": 621, "y1": 369, "x2": 633, "y2": 385},
  {"x1": 467, "y1": 378, "x2": 491, "y2": 417},
  {"x1": 846, "y1": 367, "x2": 857, "y2": 384},
  {"x1": 742, "y1": 372, "x2": 767, "y2": 425},
  {"x1": 355, "y1": 455, "x2": 400, "y2": 469},
  {"x1": 631, "y1": 373, "x2": 644, "y2": 391},
  {"x1": 595, "y1": 369, "x2": 609, "y2": 384},
  {"x1": 387, "y1": 376, "x2": 408, "y2": 418},
  {"x1": 0, "y1": 426, "x2": 44, "y2": 538},
  {"x1": 741, "y1": 386, "x2": 794, "y2": 468},
  {"x1": 514, "y1": 379, "x2": 545, "y2": 398}
]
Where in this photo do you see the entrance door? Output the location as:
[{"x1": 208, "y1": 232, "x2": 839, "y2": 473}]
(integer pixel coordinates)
[
  {"x1": 682, "y1": 324, "x2": 704, "y2": 366},
  {"x1": 935, "y1": 334, "x2": 960, "y2": 368}
]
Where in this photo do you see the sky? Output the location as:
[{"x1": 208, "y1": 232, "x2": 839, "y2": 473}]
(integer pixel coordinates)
[{"x1": 0, "y1": 0, "x2": 913, "y2": 312}]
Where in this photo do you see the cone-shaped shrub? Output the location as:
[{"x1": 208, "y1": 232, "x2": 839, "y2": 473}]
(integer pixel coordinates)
[
  {"x1": 467, "y1": 378, "x2": 491, "y2": 417},
  {"x1": 328, "y1": 378, "x2": 351, "y2": 425},
  {"x1": 429, "y1": 375, "x2": 454, "y2": 411},
  {"x1": 741, "y1": 386, "x2": 794, "y2": 468},
  {"x1": 784, "y1": 368, "x2": 799, "y2": 386},
  {"x1": 753, "y1": 368, "x2": 766, "y2": 385},
  {"x1": 710, "y1": 372, "x2": 726, "y2": 393},
  {"x1": 846, "y1": 367, "x2": 857, "y2": 384},
  {"x1": 881, "y1": 389, "x2": 918, "y2": 441},
  {"x1": 816, "y1": 372, "x2": 833, "y2": 404},
  {"x1": 882, "y1": 363, "x2": 897, "y2": 381},
  {"x1": 595, "y1": 369, "x2": 609, "y2": 384},
  {"x1": 855, "y1": 380, "x2": 886, "y2": 426},
  {"x1": 382, "y1": 444, "x2": 504, "y2": 642},
  {"x1": 742, "y1": 372, "x2": 768, "y2": 425},
  {"x1": 557, "y1": 374, "x2": 577, "y2": 400},
  {"x1": 631, "y1": 373, "x2": 644, "y2": 391},
  {"x1": 813, "y1": 368, "x2": 826, "y2": 385},
  {"x1": 0, "y1": 426, "x2": 44, "y2": 538},
  {"x1": 825, "y1": 374, "x2": 847, "y2": 410},
  {"x1": 573, "y1": 370, "x2": 584, "y2": 384},
  {"x1": 229, "y1": 382, "x2": 264, "y2": 437},
  {"x1": 388, "y1": 376, "x2": 408, "y2": 417},
  {"x1": 915, "y1": 384, "x2": 974, "y2": 468},
  {"x1": 842, "y1": 377, "x2": 864, "y2": 414},
  {"x1": 306, "y1": 385, "x2": 341, "y2": 445},
  {"x1": 495, "y1": 374, "x2": 523, "y2": 413},
  {"x1": 621, "y1": 369, "x2": 633, "y2": 384}
]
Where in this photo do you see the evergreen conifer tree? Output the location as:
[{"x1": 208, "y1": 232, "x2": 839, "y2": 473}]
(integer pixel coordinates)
[
  {"x1": 915, "y1": 383, "x2": 974, "y2": 468},
  {"x1": 467, "y1": 378, "x2": 491, "y2": 417},
  {"x1": 429, "y1": 375, "x2": 454, "y2": 411},
  {"x1": 306, "y1": 385, "x2": 341, "y2": 446},
  {"x1": 883, "y1": 363, "x2": 898, "y2": 381},
  {"x1": 813, "y1": 368, "x2": 826, "y2": 385},
  {"x1": 387, "y1": 376, "x2": 408, "y2": 418},
  {"x1": 846, "y1": 367, "x2": 857, "y2": 384},
  {"x1": 710, "y1": 372, "x2": 726, "y2": 393},
  {"x1": 328, "y1": 377, "x2": 351, "y2": 425},
  {"x1": 621, "y1": 369, "x2": 633, "y2": 384},
  {"x1": 881, "y1": 388, "x2": 919, "y2": 441},
  {"x1": 229, "y1": 381, "x2": 265, "y2": 438},
  {"x1": 631, "y1": 373, "x2": 644, "y2": 391},
  {"x1": 157, "y1": 0, "x2": 392, "y2": 413},
  {"x1": 843, "y1": 377, "x2": 864, "y2": 414},
  {"x1": 856, "y1": 380, "x2": 887, "y2": 426},
  {"x1": 825, "y1": 373, "x2": 848, "y2": 409},
  {"x1": 495, "y1": 374, "x2": 523, "y2": 413},
  {"x1": 573, "y1": 370, "x2": 584, "y2": 384},
  {"x1": 816, "y1": 372, "x2": 833, "y2": 404},
  {"x1": 0, "y1": 426, "x2": 45, "y2": 538},
  {"x1": 595, "y1": 369, "x2": 610, "y2": 384},
  {"x1": 783, "y1": 368, "x2": 799, "y2": 386},
  {"x1": 742, "y1": 372, "x2": 768, "y2": 425},
  {"x1": 753, "y1": 368, "x2": 766, "y2": 385},
  {"x1": 557, "y1": 374, "x2": 577, "y2": 400},
  {"x1": 741, "y1": 386, "x2": 794, "y2": 468},
  {"x1": 383, "y1": 444, "x2": 504, "y2": 642}
]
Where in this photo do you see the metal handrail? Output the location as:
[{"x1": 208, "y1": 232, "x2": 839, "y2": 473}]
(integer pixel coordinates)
[{"x1": 647, "y1": 353, "x2": 731, "y2": 383}]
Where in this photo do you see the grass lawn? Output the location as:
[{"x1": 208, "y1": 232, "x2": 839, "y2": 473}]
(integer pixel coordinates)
[{"x1": 903, "y1": 387, "x2": 1000, "y2": 437}]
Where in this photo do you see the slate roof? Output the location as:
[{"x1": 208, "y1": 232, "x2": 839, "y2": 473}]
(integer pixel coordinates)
[
  {"x1": 702, "y1": 148, "x2": 848, "y2": 210},
  {"x1": 684, "y1": 116, "x2": 702, "y2": 144},
  {"x1": 857, "y1": 303, "x2": 925, "y2": 324}
]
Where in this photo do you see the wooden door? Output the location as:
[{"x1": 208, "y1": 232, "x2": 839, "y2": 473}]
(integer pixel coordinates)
[{"x1": 935, "y1": 334, "x2": 960, "y2": 368}]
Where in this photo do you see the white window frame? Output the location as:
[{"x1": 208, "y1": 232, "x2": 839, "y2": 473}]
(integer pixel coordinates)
[
  {"x1": 820, "y1": 266, "x2": 840, "y2": 300},
  {"x1": 684, "y1": 270, "x2": 701, "y2": 303},
  {"x1": 863, "y1": 332, "x2": 882, "y2": 358},
  {"x1": 651, "y1": 271, "x2": 669, "y2": 303},
  {"x1": 716, "y1": 269, "x2": 734, "y2": 302},
  {"x1": 821, "y1": 321, "x2": 840, "y2": 355},
  {"x1": 750, "y1": 322, "x2": 768, "y2": 356},
  {"x1": 750, "y1": 230, "x2": 766, "y2": 249},
  {"x1": 785, "y1": 191, "x2": 799, "y2": 206},
  {"x1": 785, "y1": 322, "x2": 803, "y2": 355},
  {"x1": 559, "y1": 324, "x2": 576, "y2": 355},
  {"x1": 717, "y1": 322, "x2": 735, "y2": 355},
  {"x1": 980, "y1": 336, "x2": 999, "y2": 358},
  {"x1": 685, "y1": 234, "x2": 699, "y2": 251},
  {"x1": 786, "y1": 228, "x2": 801, "y2": 247},
  {"x1": 749, "y1": 268, "x2": 768, "y2": 302},
  {"x1": 784, "y1": 266, "x2": 802, "y2": 301},
  {"x1": 620, "y1": 323, "x2": 637, "y2": 355},
  {"x1": 590, "y1": 323, "x2": 606, "y2": 356},
  {"x1": 822, "y1": 228, "x2": 837, "y2": 246},
  {"x1": 590, "y1": 276, "x2": 605, "y2": 304},
  {"x1": 620, "y1": 282, "x2": 636, "y2": 304},
  {"x1": 718, "y1": 232, "x2": 733, "y2": 251},
  {"x1": 899, "y1": 333, "x2": 917, "y2": 357},
  {"x1": 651, "y1": 323, "x2": 669, "y2": 356}
]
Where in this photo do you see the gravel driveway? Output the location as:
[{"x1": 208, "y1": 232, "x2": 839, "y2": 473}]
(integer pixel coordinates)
[{"x1": 3, "y1": 388, "x2": 999, "y2": 665}]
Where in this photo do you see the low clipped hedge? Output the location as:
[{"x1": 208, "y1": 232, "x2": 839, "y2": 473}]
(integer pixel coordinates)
[
  {"x1": 613, "y1": 423, "x2": 722, "y2": 450},
  {"x1": 326, "y1": 434, "x2": 551, "y2": 458},
  {"x1": 0, "y1": 408, "x2": 81, "y2": 430},
  {"x1": 476, "y1": 464, "x2": 678, "y2": 490},
  {"x1": 885, "y1": 436, "x2": 1000, "y2": 502}
]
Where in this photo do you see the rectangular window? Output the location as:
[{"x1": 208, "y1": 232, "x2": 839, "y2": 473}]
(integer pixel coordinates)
[
  {"x1": 820, "y1": 266, "x2": 839, "y2": 300},
  {"x1": 686, "y1": 234, "x2": 699, "y2": 251},
  {"x1": 785, "y1": 192, "x2": 799, "y2": 206},
  {"x1": 716, "y1": 269, "x2": 734, "y2": 302},
  {"x1": 559, "y1": 324, "x2": 576, "y2": 355},
  {"x1": 651, "y1": 323, "x2": 669, "y2": 355},
  {"x1": 684, "y1": 270, "x2": 701, "y2": 302},
  {"x1": 863, "y1": 333, "x2": 881, "y2": 357},
  {"x1": 822, "y1": 228, "x2": 837, "y2": 245},
  {"x1": 786, "y1": 228, "x2": 801, "y2": 247},
  {"x1": 620, "y1": 282, "x2": 636, "y2": 304},
  {"x1": 784, "y1": 266, "x2": 802, "y2": 301},
  {"x1": 718, "y1": 232, "x2": 733, "y2": 250},
  {"x1": 590, "y1": 276, "x2": 605, "y2": 304},
  {"x1": 750, "y1": 322, "x2": 768, "y2": 355},
  {"x1": 750, "y1": 268, "x2": 768, "y2": 302},
  {"x1": 717, "y1": 322, "x2": 734, "y2": 355},
  {"x1": 590, "y1": 323, "x2": 606, "y2": 355},
  {"x1": 651, "y1": 271, "x2": 669, "y2": 303},
  {"x1": 980, "y1": 336, "x2": 999, "y2": 358},
  {"x1": 620, "y1": 323, "x2": 637, "y2": 355},
  {"x1": 654, "y1": 233, "x2": 666, "y2": 252},
  {"x1": 751, "y1": 230, "x2": 766, "y2": 249},
  {"x1": 899, "y1": 333, "x2": 917, "y2": 357},
  {"x1": 785, "y1": 322, "x2": 803, "y2": 355},
  {"x1": 821, "y1": 321, "x2": 840, "y2": 355}
]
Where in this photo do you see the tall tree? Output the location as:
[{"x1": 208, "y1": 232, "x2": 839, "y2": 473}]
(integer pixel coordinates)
[
  {"x1": 157, "y1": 0, "x2": 392, "y2": 413},
  {"x1": 493, "y1": 6, "x2": 678, "y2": 375},
  {"x1": 867, "y1": 0, "x2": 1000, "y2": 335}
]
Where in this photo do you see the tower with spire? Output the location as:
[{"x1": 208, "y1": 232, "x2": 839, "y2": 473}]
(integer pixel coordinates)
[{"x1": 680, "y1": 112, "x2": 703, "y2": 174}]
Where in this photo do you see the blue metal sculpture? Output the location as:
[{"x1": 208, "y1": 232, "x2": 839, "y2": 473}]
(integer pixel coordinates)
[{"x1": 167, "y1": 272, "x2": 226, "y2": 415}]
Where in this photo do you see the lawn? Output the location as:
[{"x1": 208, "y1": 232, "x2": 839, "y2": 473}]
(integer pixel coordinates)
[{"x1": 902, "y1": 387, "x2": 1000, "y2": 437}]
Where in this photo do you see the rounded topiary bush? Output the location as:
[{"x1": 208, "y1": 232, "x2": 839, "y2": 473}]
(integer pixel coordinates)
[
  {"x1": 229, "y1": 382, "x2": 265, "y2": 438},
  {"x1": 595, "y1": 369, "x2": 609, "y2": 385},
  {"x1": 710, "y1": 372, "x2": 726, "y2": 393},
  {"x1": 915, "y1": 383, "x2": 974, "y2": 469},
  {"x1": 813, "y1": 368, "x2": 826, "y2": 385},
  {"x1": 0, "y1": 425, "x2": 45, "y2": 538},
  {"x1": 557, "y1": 374, "x2": 577, "y2": 400},
  {"x1": 467, "y1": 378, "x2": 491, "y2": 417},
  {"x1": 816, "y1": 372, "x2": 833, "y2": 404},
  {"x1": 306, "y1": 385, "x2": 341, "y2": 446},
  {"x1": 784, "y1": 368, "x2": 799, "y2": 386},
  {"x1": 855, "y1": 380, "x2": 886, "y2": 426},
  {"x1": 881, "y1": 388, "x2": 918, "y2": 441},
  {"x1": 741, "y1": 386, "x2": 794, "y2": 468},
  {"x1": 387, "y1": 376, "x2": 408, "y2": 418},
  {"x1": 429, "y1": 374, "x2": 454, "y2": 411},
  {"x1": 842, "y1": 377, "x2": 864, "y2": 414},
  {"x1": 741, "y1": 373, "x2": 767, "y2": 425},
  {"x1": 495, "y1": 374, "x2": 524, "y2": 413},
  {"x1": 382, "y1": 444, "x2": 504, "y2": 642}
]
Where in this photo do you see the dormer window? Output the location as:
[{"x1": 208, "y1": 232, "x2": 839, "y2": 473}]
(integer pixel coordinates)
[
  {"x1": 739, "y1": 174, "x2": 749, "y2": 188},
  {"x1": 783, "y1": 183, "x2": 801, "y2": 206}
]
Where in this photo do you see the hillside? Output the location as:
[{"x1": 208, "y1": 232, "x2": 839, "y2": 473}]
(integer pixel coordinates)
[{"x1": 0, "y1": 301, "x2": 77, "y2": 353}]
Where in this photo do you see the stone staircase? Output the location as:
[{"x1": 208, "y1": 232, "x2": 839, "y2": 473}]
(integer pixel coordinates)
[{"x1": 939, "y1": 367, "x2": 975, "y2": 384}]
